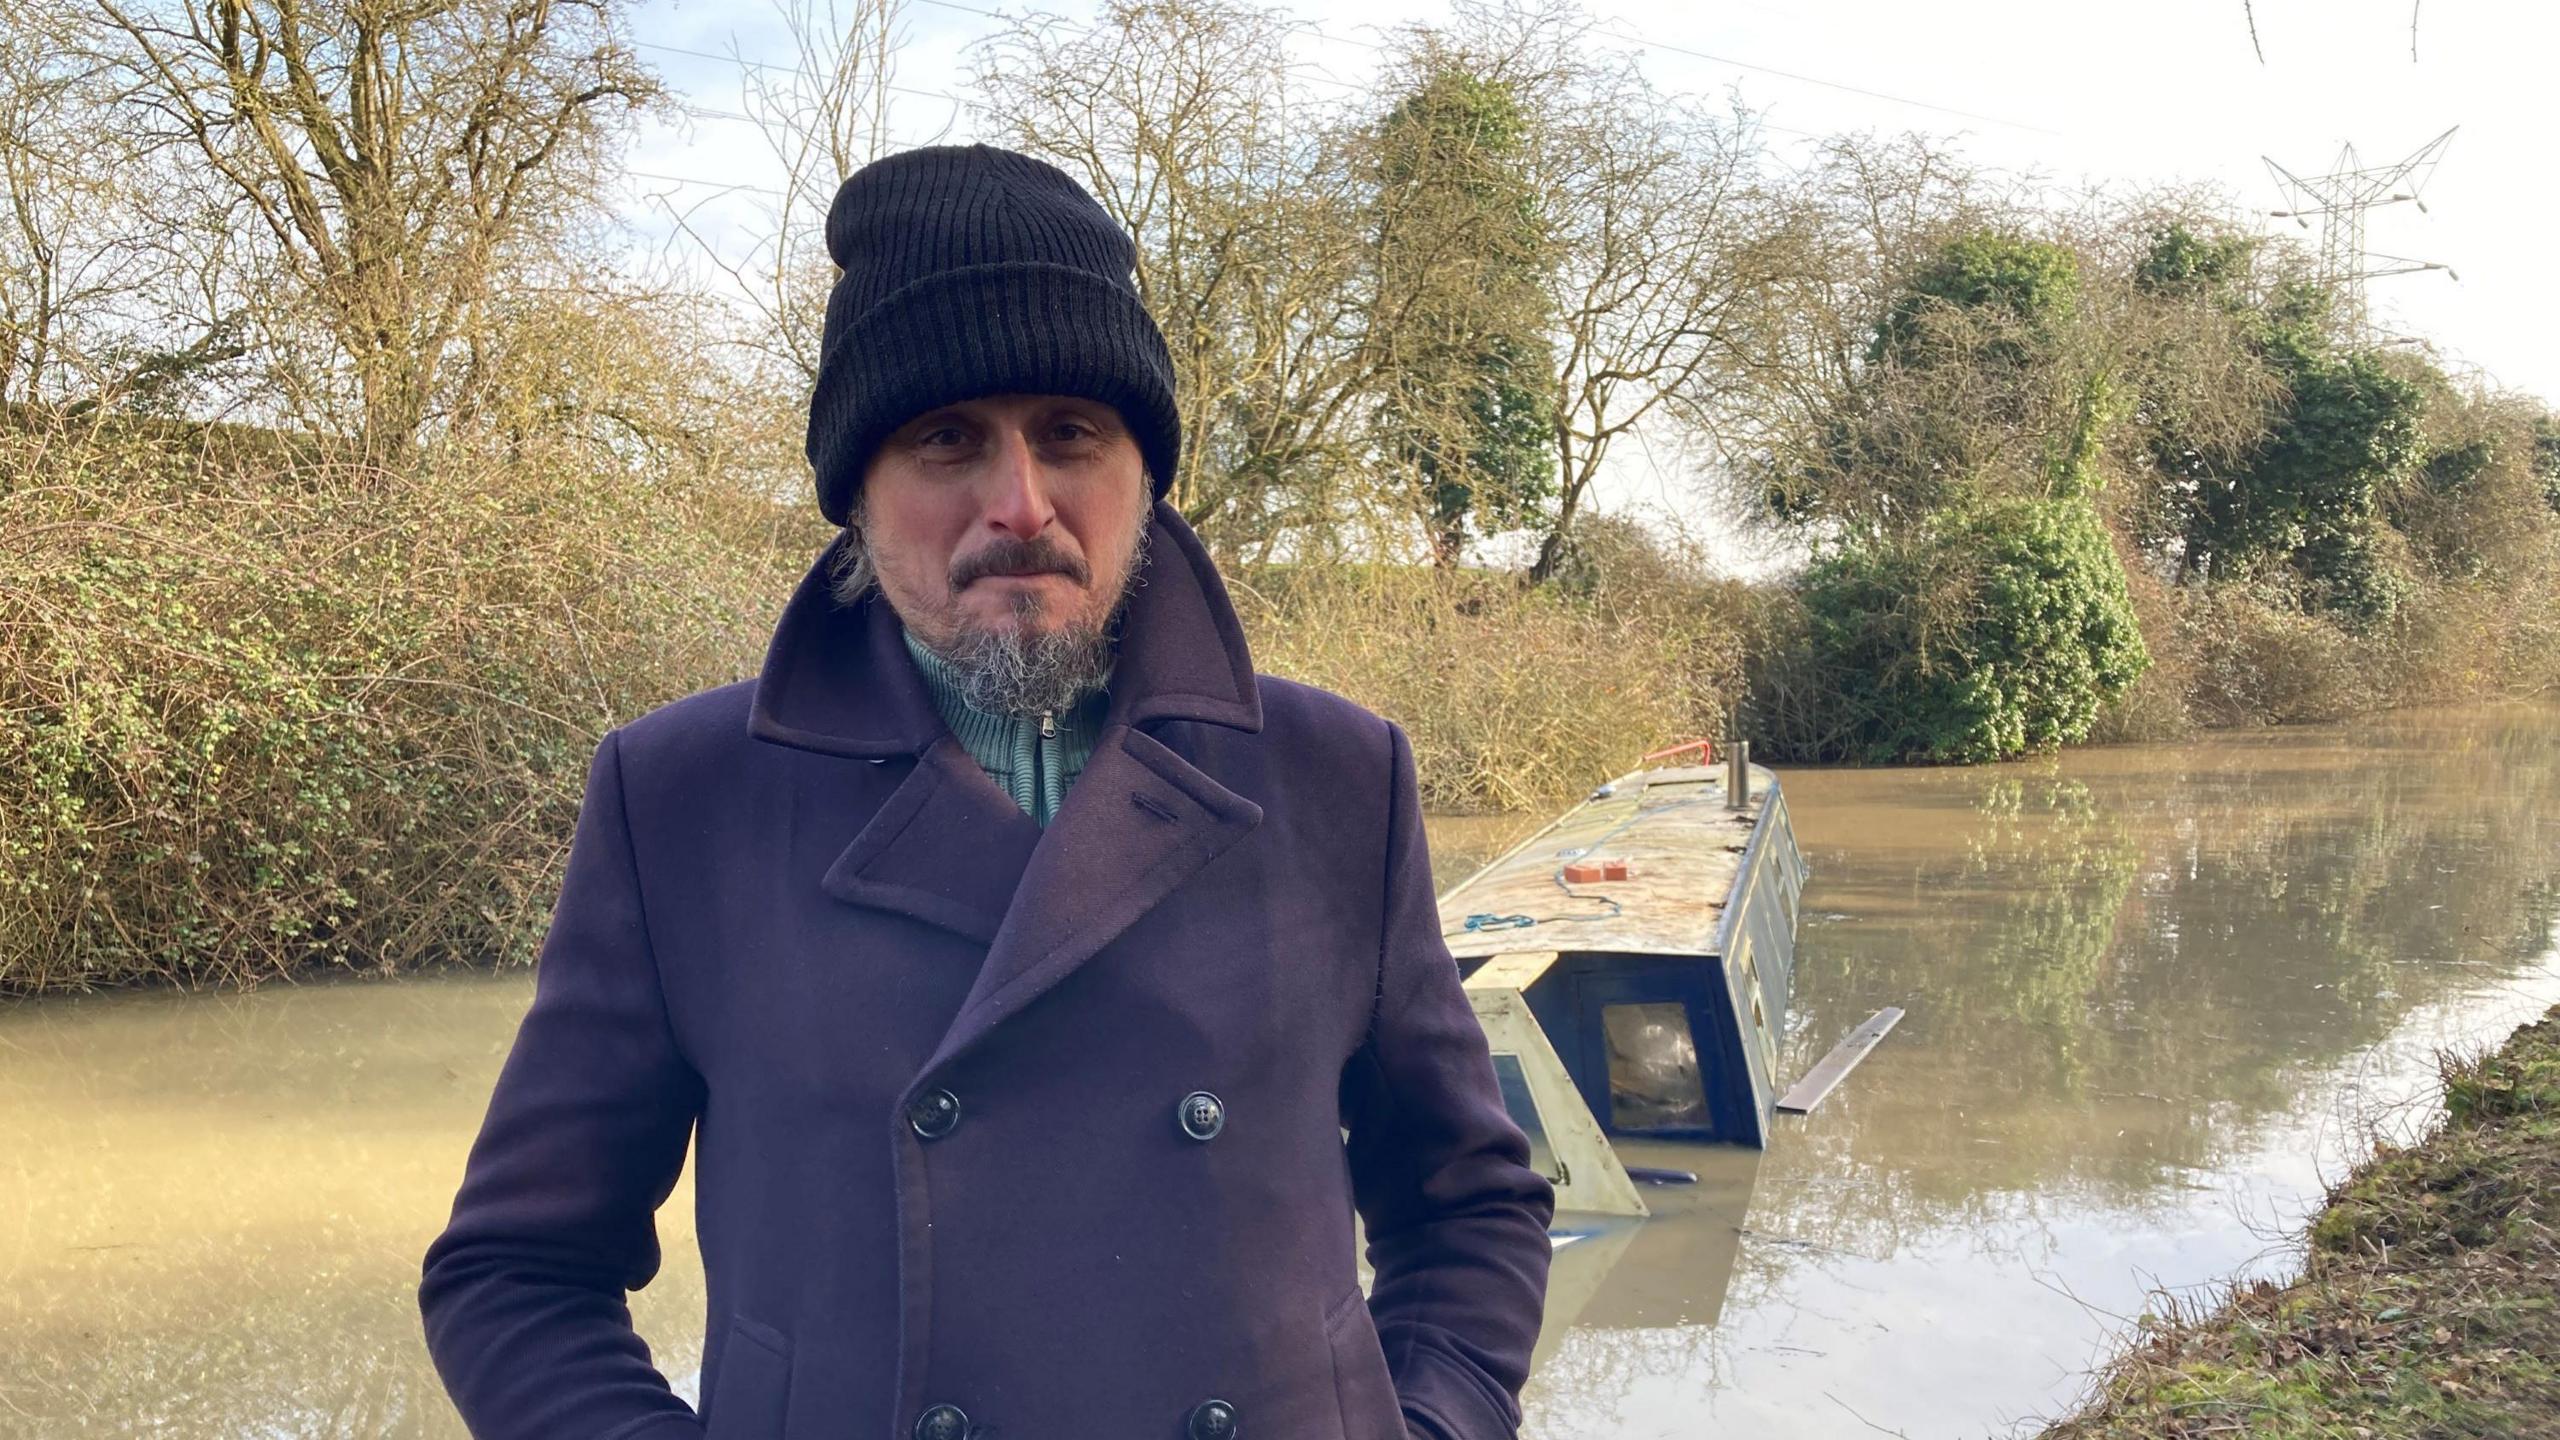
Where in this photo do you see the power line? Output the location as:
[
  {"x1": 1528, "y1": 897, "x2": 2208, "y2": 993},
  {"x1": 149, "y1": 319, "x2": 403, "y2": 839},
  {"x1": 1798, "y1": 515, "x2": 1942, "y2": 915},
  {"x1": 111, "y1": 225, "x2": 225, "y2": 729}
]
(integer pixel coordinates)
[
  {"x1": 1202, "y1": 0, "x2": 2055, "y2": 135},
  {"x1": 626, "y1": 167, "x2": 785, "y2": 197},
  {"x1": 644, "y1": 25, "x2": 1368, "y2": 110},
  {"x1": 632, "y1": 36, "x2": 970, "y2": 111},
  {"x1": 1248, "y1": 2, "x2": 2055, "y2": 135},
  {"x1": 1587, "y1": 23, "x2": 2060, "y2": 136},
  {"x1": 696, "y1": 0, "x2": 2061, "y2": 138}
]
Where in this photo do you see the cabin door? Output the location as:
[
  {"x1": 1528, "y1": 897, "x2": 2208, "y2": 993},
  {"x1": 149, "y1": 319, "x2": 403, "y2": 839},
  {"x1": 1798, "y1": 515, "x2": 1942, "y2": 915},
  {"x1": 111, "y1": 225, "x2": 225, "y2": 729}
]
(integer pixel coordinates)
[{"x1": 1563, "y1": 965, "x2": 1764, "y2": 1145}]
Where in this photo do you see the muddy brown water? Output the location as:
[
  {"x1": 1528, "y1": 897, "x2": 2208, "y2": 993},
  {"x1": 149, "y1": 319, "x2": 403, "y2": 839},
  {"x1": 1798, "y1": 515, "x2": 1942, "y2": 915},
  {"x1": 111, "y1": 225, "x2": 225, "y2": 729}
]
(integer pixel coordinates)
[{"x1": 4, "y1": 703, "x2": 2558, "y2": 1438}]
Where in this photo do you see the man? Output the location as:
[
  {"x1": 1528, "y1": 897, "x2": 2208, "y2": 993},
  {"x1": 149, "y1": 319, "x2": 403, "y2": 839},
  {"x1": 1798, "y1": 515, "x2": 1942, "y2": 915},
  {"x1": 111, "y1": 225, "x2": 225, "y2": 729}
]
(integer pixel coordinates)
[{"x1": 419, "y1": 144, "x2": 1555, "y2": 1440}]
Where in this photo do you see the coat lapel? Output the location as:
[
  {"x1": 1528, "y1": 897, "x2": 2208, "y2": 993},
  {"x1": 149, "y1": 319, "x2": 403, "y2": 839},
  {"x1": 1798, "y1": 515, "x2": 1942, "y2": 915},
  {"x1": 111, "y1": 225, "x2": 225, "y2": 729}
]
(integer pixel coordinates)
[
  {"x1": 925, "y1": 726, "x2": 1261, "y2": 1069},
  {"x1": 747, "y1": 531, "x2": 947, "y2": 762},
  {"x1": 820, "y1": 738, "x2": 1042, "y2": 945}
]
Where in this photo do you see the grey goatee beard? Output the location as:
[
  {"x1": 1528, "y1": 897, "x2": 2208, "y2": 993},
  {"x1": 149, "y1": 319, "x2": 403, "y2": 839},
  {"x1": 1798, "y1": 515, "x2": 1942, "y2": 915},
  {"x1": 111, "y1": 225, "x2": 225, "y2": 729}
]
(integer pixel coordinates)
[
  {"x1": 827, "y1": 495, "x2": 1153, "y2": 718},
  {"x1": 936, "y1": 590, "x2": 1124, "y2": 717}
]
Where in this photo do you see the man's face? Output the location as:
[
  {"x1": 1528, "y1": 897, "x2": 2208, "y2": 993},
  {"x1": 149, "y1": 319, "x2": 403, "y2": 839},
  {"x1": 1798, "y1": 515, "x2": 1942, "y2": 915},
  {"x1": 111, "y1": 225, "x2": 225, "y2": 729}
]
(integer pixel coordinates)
[{"x1": 855, "y1": 392, "x2": 1151, "y2": 694}]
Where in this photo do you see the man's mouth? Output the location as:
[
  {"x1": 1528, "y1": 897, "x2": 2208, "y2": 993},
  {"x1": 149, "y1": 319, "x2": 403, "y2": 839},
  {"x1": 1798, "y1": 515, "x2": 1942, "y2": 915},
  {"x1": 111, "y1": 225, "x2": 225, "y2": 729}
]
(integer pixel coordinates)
[{"x1": 952, "y1": 542, "x2": 1089, "y2": 590}]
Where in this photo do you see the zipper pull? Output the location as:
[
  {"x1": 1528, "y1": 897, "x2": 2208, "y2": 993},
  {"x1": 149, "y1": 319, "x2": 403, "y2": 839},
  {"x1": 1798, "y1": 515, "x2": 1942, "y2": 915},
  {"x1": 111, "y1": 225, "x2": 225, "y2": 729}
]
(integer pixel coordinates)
[{"x1": 1040, "y1": 710, "x2": 1056, "y2": 739}]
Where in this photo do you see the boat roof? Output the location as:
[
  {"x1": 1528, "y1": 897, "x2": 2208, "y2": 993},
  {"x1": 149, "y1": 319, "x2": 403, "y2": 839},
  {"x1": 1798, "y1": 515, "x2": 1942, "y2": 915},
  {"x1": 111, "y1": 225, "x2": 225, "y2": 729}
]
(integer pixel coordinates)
[{"x1": 1437, "y1": 764, "x2": 1776, "y2": 960}]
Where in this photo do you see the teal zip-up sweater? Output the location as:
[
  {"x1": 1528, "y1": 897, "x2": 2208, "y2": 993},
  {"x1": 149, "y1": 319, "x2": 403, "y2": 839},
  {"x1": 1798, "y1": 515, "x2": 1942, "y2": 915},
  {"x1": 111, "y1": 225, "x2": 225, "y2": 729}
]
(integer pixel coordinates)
[{"x1": 901, "y1": 631, "x2": 1111, "y2": 826}]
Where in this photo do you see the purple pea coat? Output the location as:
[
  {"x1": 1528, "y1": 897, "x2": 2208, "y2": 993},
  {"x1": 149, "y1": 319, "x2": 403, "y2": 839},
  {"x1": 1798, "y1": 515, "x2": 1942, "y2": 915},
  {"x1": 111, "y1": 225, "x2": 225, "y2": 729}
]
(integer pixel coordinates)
[{"x1": 418, "y1": 503, "x2": 1556, "y2": 1440}]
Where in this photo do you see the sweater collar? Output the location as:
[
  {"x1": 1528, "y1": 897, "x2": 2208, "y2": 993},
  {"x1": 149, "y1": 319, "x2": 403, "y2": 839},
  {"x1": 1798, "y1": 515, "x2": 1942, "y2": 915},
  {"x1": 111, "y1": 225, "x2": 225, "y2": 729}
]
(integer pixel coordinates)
[
  {"x1": 899, "y1": 628, "x2": 1112, "y2": 756},
  {"x1": 748, "y1": 500, "x2": 1263, "y2": 759}
]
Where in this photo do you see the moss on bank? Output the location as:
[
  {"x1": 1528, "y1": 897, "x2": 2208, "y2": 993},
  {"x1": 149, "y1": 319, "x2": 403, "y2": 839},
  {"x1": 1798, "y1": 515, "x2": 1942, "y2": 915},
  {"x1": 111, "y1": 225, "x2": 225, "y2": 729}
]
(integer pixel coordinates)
[{"x1": 2037, "y1": 1006, "x2": 2560, "y2": 1440}]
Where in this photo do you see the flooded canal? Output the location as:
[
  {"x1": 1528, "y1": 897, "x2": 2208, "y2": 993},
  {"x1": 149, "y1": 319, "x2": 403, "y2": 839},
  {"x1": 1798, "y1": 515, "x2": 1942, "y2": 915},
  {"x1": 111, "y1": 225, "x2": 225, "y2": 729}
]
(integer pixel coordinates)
[{"x1": 4, "y1": 703, "x2": 2557, "y2": 1437}]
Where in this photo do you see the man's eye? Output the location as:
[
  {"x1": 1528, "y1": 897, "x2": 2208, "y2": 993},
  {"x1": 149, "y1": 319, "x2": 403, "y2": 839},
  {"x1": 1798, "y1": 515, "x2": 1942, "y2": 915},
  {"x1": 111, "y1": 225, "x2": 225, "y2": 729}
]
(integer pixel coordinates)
[
  {"x1": 920, "y1": 427, "x2": 968, "y2": 448},
  {"x1": 1050, "y1": 421, "x2": 1095, "y2": 442}
]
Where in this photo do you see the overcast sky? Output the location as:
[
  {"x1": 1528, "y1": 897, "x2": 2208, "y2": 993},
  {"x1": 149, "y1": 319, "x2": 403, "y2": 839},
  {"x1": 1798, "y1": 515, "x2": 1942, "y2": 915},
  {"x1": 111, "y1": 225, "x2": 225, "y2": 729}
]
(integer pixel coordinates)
[{"x1": 621, "y1": 0, "x2": 2556, "y2": 558}]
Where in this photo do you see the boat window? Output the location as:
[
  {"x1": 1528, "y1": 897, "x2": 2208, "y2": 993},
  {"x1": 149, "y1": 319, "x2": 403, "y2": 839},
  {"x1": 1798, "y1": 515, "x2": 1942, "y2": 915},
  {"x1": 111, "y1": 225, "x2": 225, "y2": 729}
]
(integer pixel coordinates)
[
  {"x1": 1602, "y1": 1003, "x2": 1709, "y2": 1130},
  {"x1": 1739, "y1": 939, "x2": 1780, "y2": 1074},
  {"x1": 1487, "y1": 1052, "x2": 1562, "y2": 1183}
]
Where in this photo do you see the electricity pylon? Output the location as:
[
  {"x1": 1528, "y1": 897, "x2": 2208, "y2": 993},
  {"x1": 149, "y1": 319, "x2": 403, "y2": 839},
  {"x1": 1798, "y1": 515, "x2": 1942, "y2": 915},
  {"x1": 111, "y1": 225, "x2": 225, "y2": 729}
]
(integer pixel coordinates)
[{"x1": 2264, "y1": 126, "x2": 2459, "y2": 343}]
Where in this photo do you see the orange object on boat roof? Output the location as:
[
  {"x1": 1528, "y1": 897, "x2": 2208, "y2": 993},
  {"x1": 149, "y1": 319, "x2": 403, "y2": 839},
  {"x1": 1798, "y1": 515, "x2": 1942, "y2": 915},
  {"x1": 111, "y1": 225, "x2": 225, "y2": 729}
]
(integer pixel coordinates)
[
  {"x1": 1563, "y1": 859, "x2": 1636, "y2": 884},
  {"x1": 1641, "y1": 738, "x2": 1714, "y2": 765}
]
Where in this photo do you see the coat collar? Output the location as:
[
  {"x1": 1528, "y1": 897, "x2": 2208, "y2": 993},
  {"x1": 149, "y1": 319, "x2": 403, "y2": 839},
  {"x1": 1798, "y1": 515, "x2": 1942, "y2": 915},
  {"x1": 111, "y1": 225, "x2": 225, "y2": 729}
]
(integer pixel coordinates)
[{"x1": 746, "y1": 500, "x2": 1263, "y2": 760}]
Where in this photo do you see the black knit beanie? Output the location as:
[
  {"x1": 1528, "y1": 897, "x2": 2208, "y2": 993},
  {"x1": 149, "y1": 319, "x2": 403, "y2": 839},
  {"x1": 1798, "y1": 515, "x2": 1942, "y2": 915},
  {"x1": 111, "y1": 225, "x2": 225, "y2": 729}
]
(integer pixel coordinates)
[{"x1": 804, "y1": 144, "x2": 1182, "y2": 526}]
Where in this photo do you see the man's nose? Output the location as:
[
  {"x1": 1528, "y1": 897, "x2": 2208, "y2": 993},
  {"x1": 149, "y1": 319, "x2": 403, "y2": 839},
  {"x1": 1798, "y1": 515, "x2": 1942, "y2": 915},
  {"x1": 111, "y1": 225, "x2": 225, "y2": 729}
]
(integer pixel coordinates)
[{"x1": 981, "y1": 428, "x2": 1058, "y2": 538}]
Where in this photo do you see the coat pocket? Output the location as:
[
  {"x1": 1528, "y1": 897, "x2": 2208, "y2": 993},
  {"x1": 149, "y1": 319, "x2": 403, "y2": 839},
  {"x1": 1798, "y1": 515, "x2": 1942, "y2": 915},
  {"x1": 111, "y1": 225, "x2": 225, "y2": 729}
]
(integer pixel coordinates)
[
  {"x1": 1324, "y1": 1287, "x2": 1401, "y2": 1440},
  {"x1": 704, "y1": 1314, "x2": 793, "y2": 1440}
]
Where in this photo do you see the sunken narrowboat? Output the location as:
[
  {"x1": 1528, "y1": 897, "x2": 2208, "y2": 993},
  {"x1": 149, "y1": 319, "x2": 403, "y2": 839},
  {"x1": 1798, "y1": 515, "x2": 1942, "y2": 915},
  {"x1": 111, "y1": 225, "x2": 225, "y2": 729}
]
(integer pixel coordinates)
[{"x1": 1440, "y1": 748, "x2": 1806, "y2": 1178}]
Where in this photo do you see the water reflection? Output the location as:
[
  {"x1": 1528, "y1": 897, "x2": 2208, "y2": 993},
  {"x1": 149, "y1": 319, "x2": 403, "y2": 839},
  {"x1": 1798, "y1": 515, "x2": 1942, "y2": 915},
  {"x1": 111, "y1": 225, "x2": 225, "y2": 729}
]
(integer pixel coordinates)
[
  {"x1": 0, "y1": 975, "x2": 705, "y2": 1435},
  {"x1": 1522, "y1": 702, "x2": 2560, "y2": 1437},
  {"x1": 1, "y1": 704, "x2": 2555, "y2": 1438}
]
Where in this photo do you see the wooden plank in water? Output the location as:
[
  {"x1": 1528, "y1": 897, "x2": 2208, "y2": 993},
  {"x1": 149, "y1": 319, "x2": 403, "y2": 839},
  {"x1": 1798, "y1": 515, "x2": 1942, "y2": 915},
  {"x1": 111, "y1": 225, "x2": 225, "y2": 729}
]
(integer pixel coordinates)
[{"x1": 1775, "y1": 1007, "x2": 1905, "y2": 1114}]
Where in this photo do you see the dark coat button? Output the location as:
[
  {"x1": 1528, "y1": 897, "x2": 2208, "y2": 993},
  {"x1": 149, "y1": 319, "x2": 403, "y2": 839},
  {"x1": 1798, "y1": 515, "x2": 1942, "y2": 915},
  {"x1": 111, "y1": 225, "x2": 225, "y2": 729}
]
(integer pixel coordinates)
[
  {"x1": 914, "y1": 1403, "x2": 969, "y2": 1440},
  {"x1": 1177, "y1": 1090, "x2": 1225, "y2": 1141},
  {"x1": 1186, "y1": 1398, "x2": 1239, "y2": 1440},
  {"x1": 908, "y1": 1089, "x2": 961, "y2": 1140}
]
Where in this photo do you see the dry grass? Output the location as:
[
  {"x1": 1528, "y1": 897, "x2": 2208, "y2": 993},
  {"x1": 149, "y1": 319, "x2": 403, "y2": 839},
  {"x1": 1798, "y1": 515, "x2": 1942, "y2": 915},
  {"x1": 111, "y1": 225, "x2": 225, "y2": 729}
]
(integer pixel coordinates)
[
  {"x1": 2145, "y1": 555, "x2": 2560, "y2": 738},
  {"x1": 2177, "y1": 582, "x2": 2379, "y2": 729},
  {"x1": 1237, "y1": 557, "x2": 1741, "y2": 813},
  {"x1": 2036, "y1": 1006, "x2": 2560, "y2": 1440},
  {"x1": 6, "y1": 396, "x2": 2549, "y2": 993}
]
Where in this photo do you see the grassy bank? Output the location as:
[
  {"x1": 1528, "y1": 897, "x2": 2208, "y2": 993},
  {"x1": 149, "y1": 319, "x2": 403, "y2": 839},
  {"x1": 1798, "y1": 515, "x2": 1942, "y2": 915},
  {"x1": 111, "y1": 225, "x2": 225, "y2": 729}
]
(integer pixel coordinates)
[{"x1": 2037, "y1": 1005, "x2": 2560, "y2": 1439}]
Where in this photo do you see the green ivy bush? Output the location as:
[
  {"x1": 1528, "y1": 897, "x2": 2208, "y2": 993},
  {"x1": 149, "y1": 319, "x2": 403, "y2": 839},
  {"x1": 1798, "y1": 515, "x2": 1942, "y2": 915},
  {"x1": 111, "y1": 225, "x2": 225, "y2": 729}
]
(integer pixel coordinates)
[{"x1": 1791, "y1": 497, "x2": 2150, "y2": 764}]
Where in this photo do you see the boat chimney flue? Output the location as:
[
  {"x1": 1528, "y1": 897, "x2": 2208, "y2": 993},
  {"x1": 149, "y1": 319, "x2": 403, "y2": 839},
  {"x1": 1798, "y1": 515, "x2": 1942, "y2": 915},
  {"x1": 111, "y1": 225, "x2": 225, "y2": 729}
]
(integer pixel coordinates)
[{"x1": 1726, "y1": 739, "x2": 1751, "y2": 809}]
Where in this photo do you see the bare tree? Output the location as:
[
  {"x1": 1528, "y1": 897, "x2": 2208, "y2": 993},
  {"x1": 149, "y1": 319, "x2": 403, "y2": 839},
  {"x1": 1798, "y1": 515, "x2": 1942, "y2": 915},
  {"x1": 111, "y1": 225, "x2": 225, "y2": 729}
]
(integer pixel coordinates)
[
  {"x1": 1702, "y1": 132, "x2": 2000, "y2": 541},
  {"x1": 0, "y1": 0, "x2": 216, "y2": 408},
  {"x1": 0, "y1": 7, "x2": 95, "y2": 404},
  {"x1": 692, "y1": 0, "x2": 909, "y2": 391},
  {"x1": 1351, "y1": 5, "x2": 1792, "y2": 579},
  {"x1": 973, "y1": 0, "x2": 1385, "y2": 558},
  {"x1": 636, "y1": 0, "x2": 908, "y2": 495},
  {"x1": 88, "y1": 0, "x2": 664, "y2": 463},
  {"x1": 1371, "y1": 3, "x2": 1799, "y2": 582},
  {"x1": 1362, "y1": 39, "x2": 1560, "y2": 566},
  {"x1": 1532, "y1": 84, "x2": 1779, "y2": 580}
]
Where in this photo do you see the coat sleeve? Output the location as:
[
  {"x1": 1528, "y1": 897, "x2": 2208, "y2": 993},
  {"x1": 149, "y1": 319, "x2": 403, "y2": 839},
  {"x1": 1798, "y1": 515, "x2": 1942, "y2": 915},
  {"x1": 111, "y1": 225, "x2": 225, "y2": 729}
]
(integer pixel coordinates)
[
  {"x1": 1340, "y1": 721, "x2": 1557, "y2": 1440},
  {"x1": 419, "y1": 729, "x2": 708, "y2": 1440}
]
